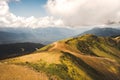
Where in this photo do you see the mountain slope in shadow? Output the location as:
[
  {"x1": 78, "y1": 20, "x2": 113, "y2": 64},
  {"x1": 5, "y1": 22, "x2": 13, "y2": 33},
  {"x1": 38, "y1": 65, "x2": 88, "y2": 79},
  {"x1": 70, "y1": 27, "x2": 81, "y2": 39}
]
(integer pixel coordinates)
[{"x1": 0, "y1": 43, "x2": 44, "y2": 60}]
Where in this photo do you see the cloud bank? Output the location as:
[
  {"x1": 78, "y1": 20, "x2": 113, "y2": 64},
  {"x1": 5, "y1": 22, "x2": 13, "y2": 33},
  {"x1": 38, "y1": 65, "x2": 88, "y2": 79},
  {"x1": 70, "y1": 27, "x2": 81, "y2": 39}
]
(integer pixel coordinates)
[
  {"x1": 1, "y1": 0, "x2": 120, "y2": 28},
  {"x1": 0, "y1": 0, "x2": 64, "y2": 28},
  {"x1": 46, "y1": 0, "x2": 120, "y2": 27}
]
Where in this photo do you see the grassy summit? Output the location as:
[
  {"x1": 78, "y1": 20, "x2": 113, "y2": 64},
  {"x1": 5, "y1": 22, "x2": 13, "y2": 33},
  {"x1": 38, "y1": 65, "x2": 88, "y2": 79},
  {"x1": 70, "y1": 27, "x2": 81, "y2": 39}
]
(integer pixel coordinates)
[{"x1": 0, "y1": 34, "x2": 120, "y2": 80}]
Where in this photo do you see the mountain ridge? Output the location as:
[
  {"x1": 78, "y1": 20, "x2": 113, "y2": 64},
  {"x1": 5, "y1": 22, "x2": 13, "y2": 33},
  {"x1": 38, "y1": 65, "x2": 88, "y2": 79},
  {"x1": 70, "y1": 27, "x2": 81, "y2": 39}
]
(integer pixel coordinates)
[
  {"x1": 1, "y1": 34, "x2": 120, "y2": 80},
  {"x1": 79, "y1": 27, "x2": 120, "y2": 37}
]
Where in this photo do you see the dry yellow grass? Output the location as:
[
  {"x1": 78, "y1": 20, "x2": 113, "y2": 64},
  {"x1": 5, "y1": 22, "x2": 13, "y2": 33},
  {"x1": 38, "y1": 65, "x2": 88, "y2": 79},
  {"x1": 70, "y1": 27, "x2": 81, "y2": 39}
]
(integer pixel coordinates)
[
  {"x1": 1, "y1": 36, "x2": 120, "y2": 80},
  {"x1": 4, "y1": 51, "x2": 62, "y2": 64},
  {"x1": 0, "y1": 63, "x2": 48, "y2": 80}
]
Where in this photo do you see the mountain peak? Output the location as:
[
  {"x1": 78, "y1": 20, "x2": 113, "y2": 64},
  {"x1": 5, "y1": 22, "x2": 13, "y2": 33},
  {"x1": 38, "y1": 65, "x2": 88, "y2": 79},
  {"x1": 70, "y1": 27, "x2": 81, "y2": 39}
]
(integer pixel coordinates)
[{"x1": 79, "y1": 27, "x2": 120, "y2": 37}]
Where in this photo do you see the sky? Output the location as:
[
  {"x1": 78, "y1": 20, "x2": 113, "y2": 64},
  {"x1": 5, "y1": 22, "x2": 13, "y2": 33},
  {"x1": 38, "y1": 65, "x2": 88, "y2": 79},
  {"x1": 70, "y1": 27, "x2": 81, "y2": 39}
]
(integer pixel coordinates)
[
  {"x1": 9, "y1": 0, "x2": 47, "y2": 17},
  {"x1": 0, "y1": 0, "x2": 120, "y2": 28}
]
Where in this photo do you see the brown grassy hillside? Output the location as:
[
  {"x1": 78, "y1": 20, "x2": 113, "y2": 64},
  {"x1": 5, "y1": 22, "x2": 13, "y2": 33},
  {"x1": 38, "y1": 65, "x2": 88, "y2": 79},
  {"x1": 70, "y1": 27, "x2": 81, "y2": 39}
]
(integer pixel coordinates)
[{"x1": 0, "y1": 34, "x2": 120, "y2": 80}]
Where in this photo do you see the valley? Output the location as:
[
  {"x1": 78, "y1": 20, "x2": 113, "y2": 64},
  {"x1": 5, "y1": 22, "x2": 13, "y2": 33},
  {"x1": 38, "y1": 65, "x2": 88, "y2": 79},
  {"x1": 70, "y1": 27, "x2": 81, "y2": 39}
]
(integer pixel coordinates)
[{"x1": 0, "y1": 43, "x2": 44, "y2": 60}]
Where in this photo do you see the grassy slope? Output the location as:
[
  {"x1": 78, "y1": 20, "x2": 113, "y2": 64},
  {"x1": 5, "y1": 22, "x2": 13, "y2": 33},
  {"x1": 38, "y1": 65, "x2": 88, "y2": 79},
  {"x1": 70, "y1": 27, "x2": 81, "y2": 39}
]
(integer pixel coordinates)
[
  {"x1": 0, "y1": 34, "x2": 120, "y2": 80},
  {"x1": 0, "y1": 63, "x2": 48, "y2": 80}
]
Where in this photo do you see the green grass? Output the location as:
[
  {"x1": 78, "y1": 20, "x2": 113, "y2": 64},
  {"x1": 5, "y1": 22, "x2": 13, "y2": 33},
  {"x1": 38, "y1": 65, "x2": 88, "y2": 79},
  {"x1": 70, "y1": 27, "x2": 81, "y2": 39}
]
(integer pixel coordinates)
[
  {"x1": 61, "y1": 52, "x2": 106, "y2": 80},
  {"x1": 17, "y1": 59, "x2": 71, "y2": 80},
  {"x1": 65, "y1": 34, "x2": 120, "y2": 61},
  {"x1": 36, "y1": 44, "x2": 54, "y2": 52}
]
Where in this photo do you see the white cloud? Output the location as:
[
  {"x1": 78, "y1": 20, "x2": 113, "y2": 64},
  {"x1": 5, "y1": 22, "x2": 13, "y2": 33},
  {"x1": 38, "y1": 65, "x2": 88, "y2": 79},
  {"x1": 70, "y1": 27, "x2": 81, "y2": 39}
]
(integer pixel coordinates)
[
  {"x1": 0, "y1": 0, "x2": 64, "y2": 28},
  {"x1": 46, "y1": 0, "x2": 120, "y2": 27},
  {"x1": 1, "y1": 0, "x2": 120, "y2": 28},
  {"x1": 0, "y1": 0, "x2": 9, "y2": 15}
]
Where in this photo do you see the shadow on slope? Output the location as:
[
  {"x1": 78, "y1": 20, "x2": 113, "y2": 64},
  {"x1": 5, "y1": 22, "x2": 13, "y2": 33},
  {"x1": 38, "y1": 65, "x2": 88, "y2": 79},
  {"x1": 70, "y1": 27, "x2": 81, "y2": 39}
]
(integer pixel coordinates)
[{"x1": 0, "y1": 43, "x2": 44, "y2": 60}]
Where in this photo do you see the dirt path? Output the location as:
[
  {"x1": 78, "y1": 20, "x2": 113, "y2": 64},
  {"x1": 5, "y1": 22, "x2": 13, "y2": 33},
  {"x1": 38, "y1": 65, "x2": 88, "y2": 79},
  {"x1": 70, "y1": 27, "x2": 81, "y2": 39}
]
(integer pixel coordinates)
[
  {"x1": 49, "y1": 42, "x2": 58, "y2": 51},
  {"x1": 49, "y1": 42, "x2": 116, "y2": 62},
  {"x1": 48, "y1": 42, "x2": 120, "y2": 77}
]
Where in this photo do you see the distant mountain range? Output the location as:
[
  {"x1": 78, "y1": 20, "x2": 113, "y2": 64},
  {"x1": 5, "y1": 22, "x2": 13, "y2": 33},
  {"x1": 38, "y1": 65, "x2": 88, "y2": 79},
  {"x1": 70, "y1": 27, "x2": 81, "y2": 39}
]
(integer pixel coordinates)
[
  {"x1": 79, "y1": 27, "x2": 120, "y2": 37},
  {"x1": 0, "y1": 27, "x2": 120, "y2": 45},
  {"x1": 0, "y1": 27, "x2": 88, "y2": 45}
]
